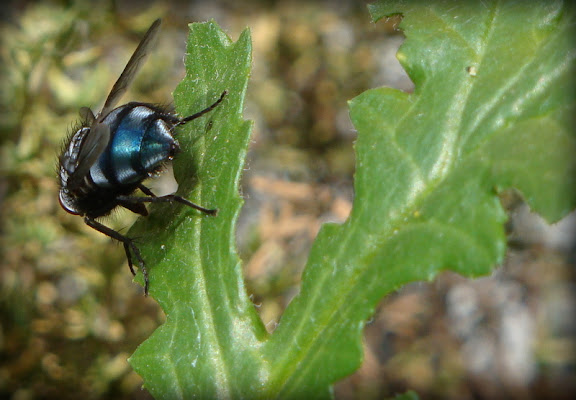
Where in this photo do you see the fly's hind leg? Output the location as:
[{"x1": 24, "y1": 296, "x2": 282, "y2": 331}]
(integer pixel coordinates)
[{"x1": 175, "y1": 90, "x2": 228, "y2": 128}]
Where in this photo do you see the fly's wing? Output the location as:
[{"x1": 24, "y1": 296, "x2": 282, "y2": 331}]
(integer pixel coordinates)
[
  {"x1": 66, "y1": 19, "x2": 162, "y2": 189},
  {"x1": 98, "y1": 18, "x2": 161, "y2": 119},
  {"x1": 79, "y1": 106, "x2": 96, "y2": 124},
  {"x1": 67, "y1": 121, "x2": 110, "y2": 190}
]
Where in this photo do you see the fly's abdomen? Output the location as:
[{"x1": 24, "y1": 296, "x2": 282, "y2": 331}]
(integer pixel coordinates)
[{"x1": 90, "y1": 105, "x2": 177, "y2": 187}]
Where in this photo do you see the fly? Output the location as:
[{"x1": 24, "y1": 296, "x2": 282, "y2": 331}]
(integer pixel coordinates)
[{"x1": 58, "y1": 19, "x2": 226, "y2": 295}]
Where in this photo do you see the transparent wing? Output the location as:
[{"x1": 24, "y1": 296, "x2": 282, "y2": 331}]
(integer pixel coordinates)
[
  {"x1": 79, "y1": 106, "x2": 96, "y2": 124},
  {"x1": 98, "y1": 18, "x2": 162, "y2": 119},
  {"x1": 67, "y1": 121, "x2": 111, "y2": 189},
  {"x1": 67, "y1": 19, "x2": 162, "y2": 188}
]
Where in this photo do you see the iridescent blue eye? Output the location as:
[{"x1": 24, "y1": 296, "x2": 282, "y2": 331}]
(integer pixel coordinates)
[{"x1": 58, "y1": 19, "x2": 227, "y2": 295}]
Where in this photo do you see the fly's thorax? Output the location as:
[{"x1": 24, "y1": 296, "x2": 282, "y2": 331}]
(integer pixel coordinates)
[
  {"x1": 59, "y1": 126, "x2": 90, "y2": 186},
  {"x1": 58, "y1": 124, "x2": 92, "y2": 215}
]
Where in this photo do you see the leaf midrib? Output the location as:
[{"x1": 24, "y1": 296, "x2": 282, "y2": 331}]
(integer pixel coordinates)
[{"x1": 172, "y1": 31, "x2": 233, "y2": 398}]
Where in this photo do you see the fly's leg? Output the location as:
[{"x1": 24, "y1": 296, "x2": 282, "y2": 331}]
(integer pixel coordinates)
[
  {"x1": 123, "y1": 186, "x2": 218, "y2": 216},
  {"x1": 84, "y1": 217, "x2": 149, "y2": 295},
  {"x1": 175, "y1": 90, "x2": 227, "y2": 128},
  {"x1": 138, "y1": 183, "x2": 156, "y2": 197},
  {"x1": 122, "y1": 243, "x2": 136, "y2": 276}
]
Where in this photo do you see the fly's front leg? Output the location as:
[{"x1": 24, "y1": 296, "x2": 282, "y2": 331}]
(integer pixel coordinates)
[
  {"x1": 122, "y1": 243, "x2": 136, "y2": 276},
  {"x1": 83, "y1": 217, "x2": 150, "y2": 295}
]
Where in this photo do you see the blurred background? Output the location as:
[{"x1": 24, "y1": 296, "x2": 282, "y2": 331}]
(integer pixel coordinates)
[{"x1": 0, "y1": 1, "x2": 574, "y2": 399}]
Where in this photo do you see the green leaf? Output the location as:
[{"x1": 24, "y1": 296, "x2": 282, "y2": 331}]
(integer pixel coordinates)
[
  {"x1": 127, "y1": 22, "x2": 268, "y2": 399},
  {"x1": 260, "y1": 1, "x2": 575, "y2": 398},
  {"x1": 127, "y1": 3, "x2": 575, "y2": 399}
]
